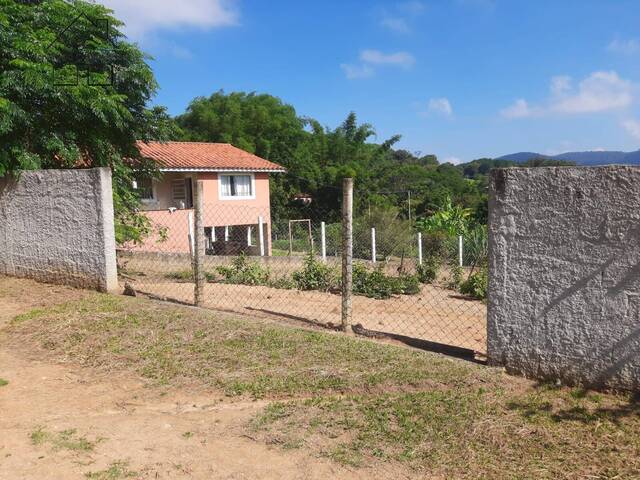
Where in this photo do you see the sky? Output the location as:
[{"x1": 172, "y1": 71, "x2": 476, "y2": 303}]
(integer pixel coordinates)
[{"x1": 96, "y1": 0, "x2": 640, "y2": 163}]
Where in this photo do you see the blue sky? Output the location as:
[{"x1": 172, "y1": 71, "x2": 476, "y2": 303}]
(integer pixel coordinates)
[{"x1": 99, "y1": 0, "x2": 640, "y2": 163}]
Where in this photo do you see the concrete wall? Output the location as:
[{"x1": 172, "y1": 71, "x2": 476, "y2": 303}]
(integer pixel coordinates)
[
  {"x1": 0, "y1": 168, "x2": 118, "y2": 292},
  {"x1": 488, "y1": 166, "x2": 640, "y2": 390}
]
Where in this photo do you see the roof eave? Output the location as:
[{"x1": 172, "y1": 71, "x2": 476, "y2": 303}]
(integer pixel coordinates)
[{"x1": 158, "y1": 167, "x2": 287, "y2": 173}]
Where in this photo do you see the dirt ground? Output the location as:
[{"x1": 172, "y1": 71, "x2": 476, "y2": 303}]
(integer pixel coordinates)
[
  {"x1": 0, "y1": 277, "x2": 404, "y2": 480},
  {"x1": 132, "y1": 280, "x2": 486, "y2": 354}
]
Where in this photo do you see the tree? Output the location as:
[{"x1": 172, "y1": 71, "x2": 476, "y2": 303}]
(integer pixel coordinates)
[{"x1": 0, "y1": 0, "x2": 172, "y2": 243}]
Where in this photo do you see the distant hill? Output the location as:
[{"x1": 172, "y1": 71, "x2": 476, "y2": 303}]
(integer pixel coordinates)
[{"x1": 497, "y1": 150, "x2": 640, "y2": 166}]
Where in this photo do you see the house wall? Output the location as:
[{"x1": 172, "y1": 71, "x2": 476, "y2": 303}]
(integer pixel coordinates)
[
  {"x1": 134, "y1": 172, "x2": 272, "y2": 255},
  {"x1": 0, "y1": 168, "x2": 118, "y2": 292},
  {"x1": 488, "y1": 166, "x2": 640, "y2": 391}
]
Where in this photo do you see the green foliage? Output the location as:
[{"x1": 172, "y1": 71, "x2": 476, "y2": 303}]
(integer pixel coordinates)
[
  {"x1": 447, "y1": 263, "x2": 464, "y2": 290},
  {"x1": 416, "y1": 196, "x2": 472, "y2": 237},
  {"x1": 354, "y1": 205, "x2": 412, "y2": 260},
  {"x1": 0, "y1": 0, "x2": 175, "y2": 244},
  {"x1": 352, "y1": 263, "x2": 420, "y2": 299},
  {"x1": 416, "y1": 257, "x2": 440, "y2": 284},
  {"x1": 460, "y1": 268, "x2": 488, "y2": 301},
  {"x1": 216, "y1": 253, "x2": 270, "y2": 286},
  {"x1": 292, "y1": 252, "x2": 337, "y2": 291},
  {"x1": 464, "y1": 225, "x2": 488, "y2": 268}
]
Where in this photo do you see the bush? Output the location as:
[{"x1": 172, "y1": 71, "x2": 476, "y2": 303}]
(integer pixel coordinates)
[
  {"x1": 459, "y1": 269, "x2": 488, "y2": 301},
  {"x1": 165, "y1": 269, "x2": 216, "y2": 282},
  {"x1": 216, "y1": 253, "x2": 270, "y2": 286},
  {"x1": 416, "y1": 257, "x2": 440, "y2": 284},
  {"x1": 292, "y1": 253, "x2": 337, "y2": 291},
  {"x1": 446, "y1": 263, "x2": 464, "y2": 290},
  {"x1": 353, "y1": 263, "x2": 420, "y2": 299},
  {"x1": 269, "y1": 276, "x2": 296, "y2": 290}
]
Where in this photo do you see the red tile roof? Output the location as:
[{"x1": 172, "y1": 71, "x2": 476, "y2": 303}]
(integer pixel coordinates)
[{"x1": 136, "y1": 141, "x2": 286, "y2": 172}]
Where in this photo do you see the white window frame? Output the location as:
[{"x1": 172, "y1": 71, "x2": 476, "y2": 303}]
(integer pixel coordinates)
[
  {"x1": 137, "y1": 176, "x2": 157, "y2": 204},
  {"x1": 218, "y1": 173, "x2": 256, "y2": 200}
]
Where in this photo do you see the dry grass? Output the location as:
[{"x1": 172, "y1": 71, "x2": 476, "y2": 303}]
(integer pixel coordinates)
[
  {"x1": 252, "y1": 386, "x2": 640, "y2": 478},
  {"x1": 7, "y1": 293, "x2": 485, "y2": 398},
  {"x1": 7, "y1": 291, "x2": 640, "y2": 478}
]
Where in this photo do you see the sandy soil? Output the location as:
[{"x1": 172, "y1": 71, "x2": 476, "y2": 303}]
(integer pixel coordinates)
[
  {"x1": 0, "y1": 277, "x2": 408, "y2": 480},
  {"x1": 133, "y1": 280, "x2": 486, "y2": 354}
]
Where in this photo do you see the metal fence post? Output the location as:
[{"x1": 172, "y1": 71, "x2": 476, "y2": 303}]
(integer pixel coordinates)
[
  {"x1": 458, "y1": 234, "x2": 463, "y2": 267},
  {"x1": 341, "y1": 177, "x2": 353, "y2": 333},
  {"x1": 371, "y1": 227, "x2": 376, "y2": 263},
  {"x1": 320, "y1": 221, "x2": 327, "y2": 262},
  {"x1": 258, "y1": 215, "x2": 265, "y2": 256},
  {"x1": 417, "y1": 232, "x2": 423, "y2": 265},
  {"x1": 193, "y1": 180, "x2": 205, "y2": 306}
]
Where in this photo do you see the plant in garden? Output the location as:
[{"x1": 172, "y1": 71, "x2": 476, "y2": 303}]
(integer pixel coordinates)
[
  {"x1": 352, "y1": 263, "x2": 420, "y2": 299},
  {"x1": 446, "y1": 262, "x2": 464, "y2": 290},
  {"x1": 416, "y1": 196, "x2": 472, "y2": 237},
  {"x1": 416, "y1": 257, "x2": 440, "y2": 284},
  {"x1": 459, "y1": 268, "x2": 488, "y2": 301},
  {"x1": 216, "y1": 253, "x2": 270, "y2": 286},
  {"x1": 292, "y1": 252, "x2": 337, "y2": 291}
]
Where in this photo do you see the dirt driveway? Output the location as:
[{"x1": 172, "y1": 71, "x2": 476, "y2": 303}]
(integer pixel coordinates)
[{"x1": 0, "y1": 277, "x2": 393, "y2": 480}]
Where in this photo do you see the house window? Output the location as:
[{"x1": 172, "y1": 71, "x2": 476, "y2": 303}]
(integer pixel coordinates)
[
  {"x1": 135, "y1": 176, "x2": 155, "y2": 201},
  {"x1": 172, "y1": 178, "x2": 193, "y2": 208},
  {"x1": 219, "y1": 174, "x2": 254, "y2": 199}
]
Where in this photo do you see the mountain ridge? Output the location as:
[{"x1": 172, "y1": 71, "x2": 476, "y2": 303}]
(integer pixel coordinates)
[{"x1": 497, "y1": 150, "x2": 640, "y2": 166}]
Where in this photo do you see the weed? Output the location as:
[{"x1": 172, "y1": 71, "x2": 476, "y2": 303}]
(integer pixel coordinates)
[
  {"x1": 30, "y1": 427, "x2": 97, "y2": 452},
  {"x1": 0, "y1": 378, "x2": 8, "y2": 387},
  {"x1": 216, "y1": 253, "x2": 270, "y2": 286},
  {"x1": 85, "y1": 461, "x2": 137, "y2": 479},
  {"x1": 459, "y1": 268, "x2": 488, "y2": 300},
  {"x1": 292, "y1": 252, "x2": 337, "y2": 291}
]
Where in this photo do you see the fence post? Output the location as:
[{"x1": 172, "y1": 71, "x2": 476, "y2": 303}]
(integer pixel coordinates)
[
  {"x1": 193, "y1": 180, "x2": 205, "y2": 307},
  {"x1": 341, "y1": 178, "x2": 353, "y2": 333},
  {"x1": 371, "y1": 227, "x2": 376, "y2": 263},
  {"x1": 417, "y1": 232, "x2": 423, "y2": 265},
  {"x1": 187, "y1": 211, "x2": 194, "y2": 258},
  {"x1": 458, "y1": 234, "x2": 463, "y2": 267},
  {"x1": 321, "y1": 221, "x2": 327, "y2": 262},
  {"x1": 258, "y1": 215, "x2": 265, "y2": 256}
]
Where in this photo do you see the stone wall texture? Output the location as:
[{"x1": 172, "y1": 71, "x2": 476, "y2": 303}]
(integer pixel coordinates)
[
  {"x1": 488, "y1": 166, "x2": 640, "y2": 390},
  {"x1": 0, "y1": 168, "x2": 117, "y2": 292}
]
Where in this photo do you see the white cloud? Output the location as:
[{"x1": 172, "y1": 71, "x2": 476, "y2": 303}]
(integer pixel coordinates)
[
  {"x1": 378, "y1": 2, "x2": 424, "y2": 34},
  {"x1": 428, "y1": 97, "x2": 453, "y2": 116},
  {"x1": 501, "y1": 71, "x2": 635, "y2": 118},
  {"x1": 342, "y1": 50, "x2": 415, "y2": 79},
  {"x1": 622, "y1": 119, "x2": 640, "y2": 140},
  {"x1": 608, "y1": 38, "x2": 640, "y2": 55},
  {"x1": 96, "y1": 0, "x2": 239, "y2": 39},
  {"x1": 551, "y1": 71, "x2": 633, "y2": 114},
  {"x1": 380, "y1": 17, "x2": 410, "y2": 33},
  {"x1": 360, "y1": 50, "x2": 415, "y2": 68},
  {"x1": 340, "y1": 63, "x2": 374, "y2": 80},
  {"x1": 169, "y1": 44, "x2": 194, "y2": 60},
  {"x1": 500, "y1": 99, "x2": 534, "y2": 118}
]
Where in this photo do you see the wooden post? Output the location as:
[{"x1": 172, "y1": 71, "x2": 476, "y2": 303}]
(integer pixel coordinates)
[
  {"x1": 320, "y1": 221, "x2": 327, "y2": 262},
  {"x1": 371, "y1": 227, "x2": 376, "y2": 263},
  {"x1": 341, "y1": 177, "x2": 353, "y2": 333},
  {"x1": 417, "y1": 232, "x2": 423, "y2": 265},
  {"x1": 258, "y1": 216, "x2": 265, "y2": 256},
  {"x1": 193, "y1": 180, "x2": 205, "y2": 307}
]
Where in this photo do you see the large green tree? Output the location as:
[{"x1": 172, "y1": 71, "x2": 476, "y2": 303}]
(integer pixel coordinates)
[{"x1": 0, "y1": 0, "x2": 174, "y2": 242}]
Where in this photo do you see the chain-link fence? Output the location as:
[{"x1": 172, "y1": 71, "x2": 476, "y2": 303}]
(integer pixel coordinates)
[{"x1": 118, "y1": 179, "x2": 487, "y2": 357}]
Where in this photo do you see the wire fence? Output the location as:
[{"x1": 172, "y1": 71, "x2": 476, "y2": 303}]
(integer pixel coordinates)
[{"x1": 118, "y1": 179, "x2": 487, "y2": 356}]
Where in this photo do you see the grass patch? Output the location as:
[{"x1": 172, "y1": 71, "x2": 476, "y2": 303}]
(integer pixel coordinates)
[
  {"x1": 251, "y1": 387, "x2": 640, "y2": 478},
  {"x1": 0, "y1": 378, "x2": 8, "y2": 387},
  {"x1": 7, "y1": 294, "x2": 485, "y2": 398},
  {"x1": 30, "y1": 427, "x2": 98, "y2": 452},
  {"x1": 85, "y1": 461, "x2": 137, "y2": 479}
]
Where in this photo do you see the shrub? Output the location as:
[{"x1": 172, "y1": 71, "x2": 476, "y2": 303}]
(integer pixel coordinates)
[
  {"x1": 269, "y1": 276, "x2": 296, "y2": 290},
  {"x1": 216, "y1": 253, "x2": 270, "y2": 286},
  {"x1": 165, "y1": 269, "x2": 216, "y2": 282},
  {"x1": 459, "y1": 269, "x2": 488, "y2": 301},
  {"x1": 353, "y1": 263, "x2": 420, "y2": 299},
  {"x1": 446, "y1": 263, "x2": 464, "y2": 290},
  {"x1": 292, "y1": 253, "x2": 337, "y2": 291},
  {"x1": 416, "y1": 257, "x2": 440, "y2": 284}
]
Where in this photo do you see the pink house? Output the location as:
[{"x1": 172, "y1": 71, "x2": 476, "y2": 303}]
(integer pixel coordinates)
[{"x1": 133, "y1": 141, "x2": 285, "y2": 255}]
